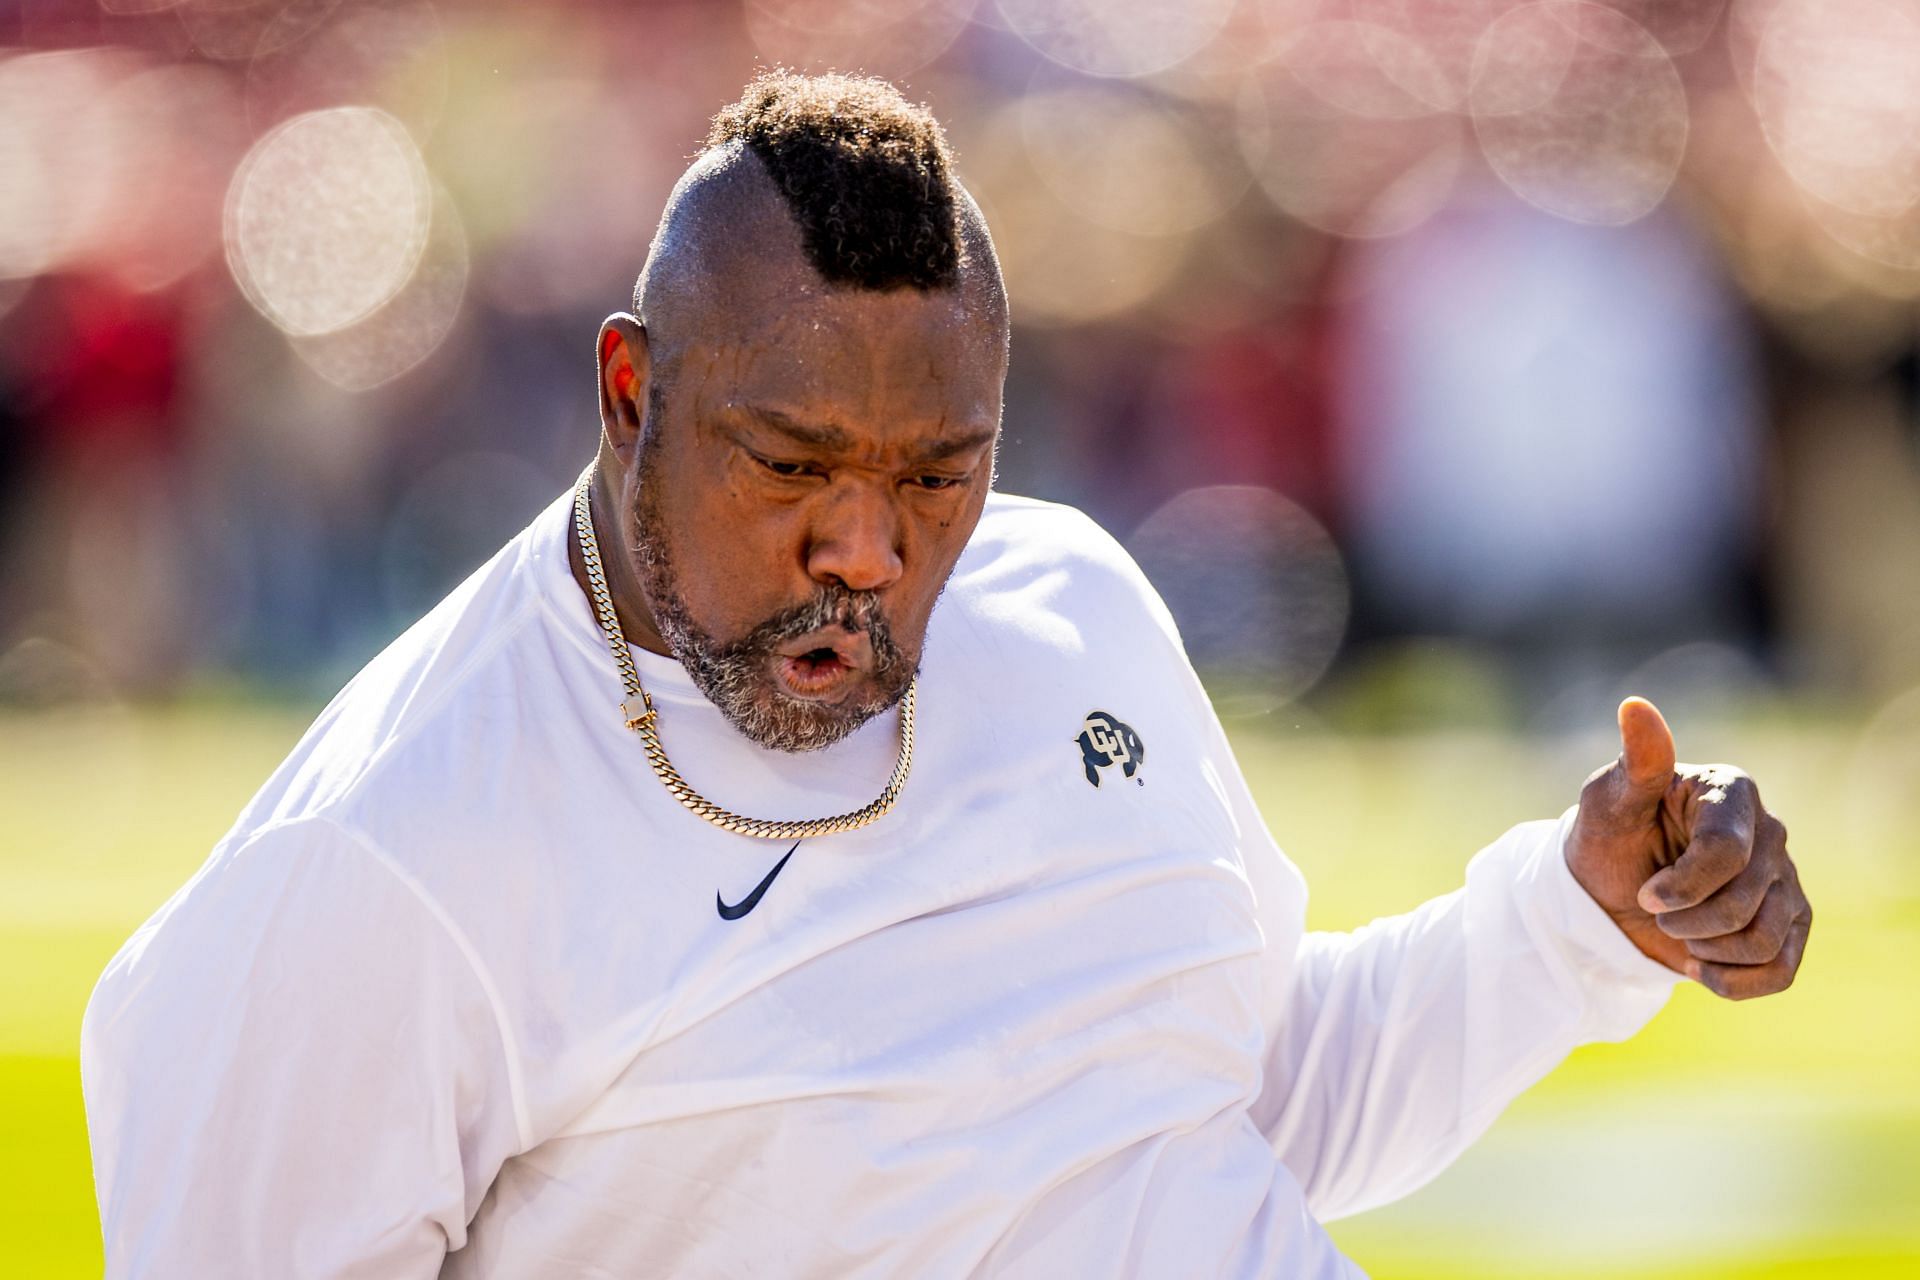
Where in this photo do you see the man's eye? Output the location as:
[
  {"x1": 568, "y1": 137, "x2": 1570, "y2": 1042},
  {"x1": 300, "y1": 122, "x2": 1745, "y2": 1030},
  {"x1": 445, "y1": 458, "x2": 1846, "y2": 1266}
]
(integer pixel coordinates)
[
  {"x1": 913, "y1": 474, "x2": 961, "y2": 491},
  {"x1": 757, "y1": 456, "x2": 810, "y2": 478}
]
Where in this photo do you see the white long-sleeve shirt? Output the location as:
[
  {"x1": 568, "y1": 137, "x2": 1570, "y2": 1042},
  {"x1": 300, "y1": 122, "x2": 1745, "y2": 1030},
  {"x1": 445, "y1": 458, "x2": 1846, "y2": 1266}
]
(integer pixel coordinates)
[{"x1": 81, "y1": 488, "x2": 1684, "y2": 1277}]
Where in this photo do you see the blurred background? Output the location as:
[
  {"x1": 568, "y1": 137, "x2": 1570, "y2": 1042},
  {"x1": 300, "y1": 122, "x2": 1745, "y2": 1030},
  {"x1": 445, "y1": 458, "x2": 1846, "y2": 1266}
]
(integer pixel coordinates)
[{"x1": 2, "y1": 0, "x2": 1918, "y2": 1275}]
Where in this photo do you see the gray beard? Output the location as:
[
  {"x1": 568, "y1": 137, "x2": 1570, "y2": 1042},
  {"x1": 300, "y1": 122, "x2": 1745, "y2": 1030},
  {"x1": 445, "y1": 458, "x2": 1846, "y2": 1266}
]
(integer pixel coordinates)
[{"x1": 626, "y1": 434, "x2": 914, "y2": 754}]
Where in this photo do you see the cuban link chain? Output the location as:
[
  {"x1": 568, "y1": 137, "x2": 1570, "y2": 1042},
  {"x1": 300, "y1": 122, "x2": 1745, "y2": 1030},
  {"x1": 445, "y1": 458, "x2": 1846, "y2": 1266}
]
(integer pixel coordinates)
[{"x1": 571, "y1": 465, "x2": 915, "y2": 839}]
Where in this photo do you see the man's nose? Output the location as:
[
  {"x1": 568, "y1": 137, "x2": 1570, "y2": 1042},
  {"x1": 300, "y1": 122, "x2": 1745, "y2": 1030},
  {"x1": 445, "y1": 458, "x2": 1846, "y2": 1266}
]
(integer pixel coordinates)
[{"x1": 806, "y1": 484, "x2": 904, "y2": 594}]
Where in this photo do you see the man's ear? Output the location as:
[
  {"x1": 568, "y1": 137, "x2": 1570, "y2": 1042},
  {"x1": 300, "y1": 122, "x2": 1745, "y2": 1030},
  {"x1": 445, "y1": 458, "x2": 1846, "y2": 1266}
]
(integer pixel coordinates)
[{"x1": 596, "y1": 314, "x2": 650, "y2": 456}]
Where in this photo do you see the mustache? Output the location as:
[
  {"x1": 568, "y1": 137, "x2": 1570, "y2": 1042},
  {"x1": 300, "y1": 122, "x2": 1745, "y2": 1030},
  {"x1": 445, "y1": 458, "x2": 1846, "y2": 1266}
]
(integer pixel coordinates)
[{"x1": 715, "y1": 584, "x2": 904, "y2": 672}]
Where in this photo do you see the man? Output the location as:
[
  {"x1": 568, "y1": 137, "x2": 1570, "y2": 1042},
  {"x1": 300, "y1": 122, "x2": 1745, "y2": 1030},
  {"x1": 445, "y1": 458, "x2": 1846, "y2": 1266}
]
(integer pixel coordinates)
[{"x1": 82, "y1": 73, "x2": 1811, "y2": 1277}]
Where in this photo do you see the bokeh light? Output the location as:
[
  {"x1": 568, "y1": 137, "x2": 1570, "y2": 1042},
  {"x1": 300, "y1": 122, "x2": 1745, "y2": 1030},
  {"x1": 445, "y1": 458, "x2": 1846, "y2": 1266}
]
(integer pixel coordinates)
[
  {"x1": 0, "y1": 49, "x2": 245, "y2": 291},
  {"x1": 1798, "y1": 195, "x2": 1920, "y2": 275},
  {"x1": 1146, "y1": 0, "x2": 1300, "y2": 94},
  {"x1": 1128, "y1": 485, "x2": 1350, "y2": 713},
  {"x1": 467, "y1": 78, "x2": 677, "y2": 316},
  {"x1": 224, "y1": 104, "x2": 432, "y2": 336},
  {"x1": 0, "y1": 59, "x2": 69, "y2": 278},
  {"x1": 0, "y1": 49, "x2": 141, "y2": 281},
  {"x1": 1594, "y1": 0, "x2": 1728, "y2": 57},
  {"x1": 289, "y1": 181, "x2": 467, "y2": 390},
  {"x1": 1239, "y1": 67, "x2": 1465, "y2": 239},
  {"x1": 742, "y1": 0, "x2": 978, "y2": 82},
  {"x1": 1276, "y1": 19, "x2": 1452, "y2": 120},
  {"x1": 1753, "y1": 0, "x2": 1920, "y2": 221},
  {"x1": 245, "y1": 0, "x2": 449, "y2": 141},
  {"x1": 1309, "y1": 0, "x2": 1529, "y2": 113},
  {"x1": 1724, "y1": 0, "x2": 1783, "y2": 105},
  {"x1": 176, "y1": 0, "x2": 347, "y2": 64},
  {"x1": 1618, "y1": 641, "x2": 1772, "y2": 727},
  {"x1": 963, "y1": 103, "x2": 1189, "y2": 324},
  {"x1": 102, "y1": 64, "x2": 250, "y2": 291},
  {"x1": 1714, "y1": 138, "x2": 1866, "y2": 319},
  {"x1": 1017, "y1": 82, "x2": 1245, "y2": 237},
  {"x1": 1469, "y1": 1, "x2": 1688, "y2": 226},
  {"x1": 995, "y1": 0, "x2": 1236, "y2": 78}
]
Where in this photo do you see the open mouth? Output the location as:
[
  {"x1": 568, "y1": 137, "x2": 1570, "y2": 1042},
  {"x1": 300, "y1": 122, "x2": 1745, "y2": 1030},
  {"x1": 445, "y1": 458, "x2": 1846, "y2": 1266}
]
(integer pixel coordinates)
[{"x1": 772, "y1": 629, "x2": 873, "y2": 700}]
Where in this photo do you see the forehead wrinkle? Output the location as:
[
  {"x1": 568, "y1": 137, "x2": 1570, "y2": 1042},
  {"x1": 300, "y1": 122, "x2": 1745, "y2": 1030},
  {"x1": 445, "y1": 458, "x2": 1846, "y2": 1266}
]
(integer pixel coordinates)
[
  {"x1": 732, "y1": 403, "x2": 854, "y2": 452},
  {"x1": 719, "y1": 300, "x2": 988, "y2": 414},
  {"x1": 910, "y1": 427, "x2": 998, "y2": 466},
  {"x1": 724, "y1": 395, "x2": 997, "y2": 466}
]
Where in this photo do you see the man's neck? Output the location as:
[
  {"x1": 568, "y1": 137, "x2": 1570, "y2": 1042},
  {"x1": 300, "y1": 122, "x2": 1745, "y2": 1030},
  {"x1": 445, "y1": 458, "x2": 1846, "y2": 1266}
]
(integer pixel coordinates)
[{"x1": 567, "y1": 475, "x2": 676, "y2": 659}]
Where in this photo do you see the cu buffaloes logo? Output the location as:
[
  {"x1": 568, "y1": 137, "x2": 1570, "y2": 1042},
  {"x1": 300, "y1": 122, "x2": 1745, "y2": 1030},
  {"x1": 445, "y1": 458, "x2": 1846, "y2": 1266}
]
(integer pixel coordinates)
[{"x1": 1077, "y1": 711, "x2": 1144, "y2": 788}]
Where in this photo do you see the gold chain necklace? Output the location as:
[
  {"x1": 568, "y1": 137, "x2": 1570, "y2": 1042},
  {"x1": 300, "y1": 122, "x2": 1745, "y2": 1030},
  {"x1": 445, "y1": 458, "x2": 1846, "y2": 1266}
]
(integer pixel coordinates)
[{"x1": 571, "y1": 465, "x2": 915, "y2": 840}]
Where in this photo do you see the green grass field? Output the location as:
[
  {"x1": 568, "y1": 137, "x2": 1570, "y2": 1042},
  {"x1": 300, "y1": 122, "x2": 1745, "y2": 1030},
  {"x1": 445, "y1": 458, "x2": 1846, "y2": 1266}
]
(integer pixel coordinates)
[{"x1": 4, "y1": 703, "x2": 1916, "y2": 1276}]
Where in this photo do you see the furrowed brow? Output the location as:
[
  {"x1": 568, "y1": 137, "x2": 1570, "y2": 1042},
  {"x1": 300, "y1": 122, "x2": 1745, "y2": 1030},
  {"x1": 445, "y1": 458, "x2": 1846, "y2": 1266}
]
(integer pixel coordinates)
[
  {"x1": 739, "y1": 405, "x2": 854, "y2": 452},
  {"x1": 737, "y1": 403, "x2": 995, "y2": 466},
  {"x1": 912, "y1": 428, "x2": 998, "y2": 466}
]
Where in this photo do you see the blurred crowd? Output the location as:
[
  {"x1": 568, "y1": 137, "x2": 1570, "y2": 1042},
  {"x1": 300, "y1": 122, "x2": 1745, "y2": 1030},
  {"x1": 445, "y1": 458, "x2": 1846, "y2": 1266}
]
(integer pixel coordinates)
[{"x1": 2, "y1": 0, "x2": 1919, "y2": 726}]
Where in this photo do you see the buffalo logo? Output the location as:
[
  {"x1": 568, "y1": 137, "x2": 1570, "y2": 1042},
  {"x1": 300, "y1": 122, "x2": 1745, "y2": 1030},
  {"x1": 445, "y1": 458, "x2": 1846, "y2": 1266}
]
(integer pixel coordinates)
[{"x1": 1077, "y1": 711, "x2": 1144, "y2": 788}]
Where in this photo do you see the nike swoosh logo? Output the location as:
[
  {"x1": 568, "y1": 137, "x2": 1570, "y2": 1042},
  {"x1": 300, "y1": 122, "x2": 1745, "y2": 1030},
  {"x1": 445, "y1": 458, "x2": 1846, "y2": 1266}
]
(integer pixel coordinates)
[{"x1": 717, "y1": 841, "x2": 800, "y2": 921}]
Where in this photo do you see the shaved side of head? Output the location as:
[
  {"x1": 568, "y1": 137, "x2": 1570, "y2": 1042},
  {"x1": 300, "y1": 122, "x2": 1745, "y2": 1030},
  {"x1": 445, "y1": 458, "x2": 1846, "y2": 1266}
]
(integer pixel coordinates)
[{"x1": 631, "y1": 73, "x2": 1008, "y2": 400}]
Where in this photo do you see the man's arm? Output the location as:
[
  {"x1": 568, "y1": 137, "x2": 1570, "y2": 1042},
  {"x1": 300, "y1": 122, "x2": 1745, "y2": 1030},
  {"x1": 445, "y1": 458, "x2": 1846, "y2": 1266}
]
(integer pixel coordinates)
[
  {"x1": 82, "y1": 816, "x2": 524, "y2": 1278},
  {"x1": 1243, "y1": 803, "x2": 1684, "y2": 1222},
  {"x1": 1081, "y1": 512, "x2": 1806, "y2": 1226},
  {"x1": 1218, "y1": 693, "x2": 1809, "y2": 1222}
]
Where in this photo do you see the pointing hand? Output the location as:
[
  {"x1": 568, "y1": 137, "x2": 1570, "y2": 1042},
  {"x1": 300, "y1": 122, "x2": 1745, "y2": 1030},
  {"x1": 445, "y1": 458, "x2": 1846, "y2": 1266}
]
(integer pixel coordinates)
[{"x1": 1564, "y1": 697, "x2": 1812, "y2": 999}]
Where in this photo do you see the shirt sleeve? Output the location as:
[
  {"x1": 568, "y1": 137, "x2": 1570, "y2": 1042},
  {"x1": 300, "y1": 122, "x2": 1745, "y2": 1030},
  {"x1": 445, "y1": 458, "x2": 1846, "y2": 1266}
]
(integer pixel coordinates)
[
  {"x1": 1244, "y1": 795, "x2": 1686, "y2": 1222},
  {"x1": 1076, "y1": 514, "x2": 1684, "y2": 1230},
  {"x1": 81, "y1": 815, "x2": 525, "y2": 1279}
]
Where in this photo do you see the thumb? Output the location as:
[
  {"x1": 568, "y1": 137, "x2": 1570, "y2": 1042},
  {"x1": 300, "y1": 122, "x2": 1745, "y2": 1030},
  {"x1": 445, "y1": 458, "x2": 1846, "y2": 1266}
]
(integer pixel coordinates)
[{"x1": 1616, "y1": 695, "x2": 1676, "y2": 804}]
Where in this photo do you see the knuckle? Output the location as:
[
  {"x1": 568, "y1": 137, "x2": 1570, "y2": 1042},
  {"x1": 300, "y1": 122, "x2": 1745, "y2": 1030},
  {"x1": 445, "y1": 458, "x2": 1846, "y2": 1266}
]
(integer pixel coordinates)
[
  {"x1": 1747, "y1": 959, "x2": 1797, "y2": 1000},
  {"x1": 1685, "y1": 936, "x2": 1729, "y2": 963},
  {"x1": 1689, "y1": 927, "x2": 1780, "y2": 965},
  {"x1": 1694, "y1": 905, "x2": 1742, "y2": 938},
  {"x1": 1660, "y1": 892, "x2": 1749, "y2": 938},
  {"x1": 1656, "y1": 908, "x2": 1707, "y2": 939},
  {"x1": 1695, "y1": 830, "x2": 1750, "y2": 869},
  {"x1": 1760, "y1": 812, "x2": 1788, "y2": 846},
  {"x1": 1656, "y1": 878, "x2": 1712, "y2": 912},
  {"x1": 1713, "y1": 889, "x2": 1764, "y2": 933}
]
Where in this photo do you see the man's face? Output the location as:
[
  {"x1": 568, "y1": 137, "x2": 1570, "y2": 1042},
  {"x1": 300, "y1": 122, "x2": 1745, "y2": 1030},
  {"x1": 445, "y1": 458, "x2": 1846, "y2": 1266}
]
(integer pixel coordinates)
[{"x1": 609, "y1": 277, "x2": 1003, "y2": 753}]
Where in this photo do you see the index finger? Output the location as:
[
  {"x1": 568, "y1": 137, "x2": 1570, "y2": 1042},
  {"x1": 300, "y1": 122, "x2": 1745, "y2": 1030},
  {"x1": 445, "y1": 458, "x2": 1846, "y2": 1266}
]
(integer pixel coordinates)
[{"x1": 1637, "y1": 770, "x2": 1758, "y2": 913}]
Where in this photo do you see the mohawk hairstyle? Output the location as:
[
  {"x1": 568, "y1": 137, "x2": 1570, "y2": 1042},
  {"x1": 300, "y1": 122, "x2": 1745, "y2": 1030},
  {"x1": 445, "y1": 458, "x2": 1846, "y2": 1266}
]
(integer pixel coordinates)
[{"x1": 707, "y1": 70, "x2": 961, "y2": 291}]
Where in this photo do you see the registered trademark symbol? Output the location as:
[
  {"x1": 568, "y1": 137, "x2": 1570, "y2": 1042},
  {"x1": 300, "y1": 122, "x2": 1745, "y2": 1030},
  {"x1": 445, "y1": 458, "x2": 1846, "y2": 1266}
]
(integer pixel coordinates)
[{"x1": 1135, "y1": 777, "x2": 1145, "y2": 787}]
